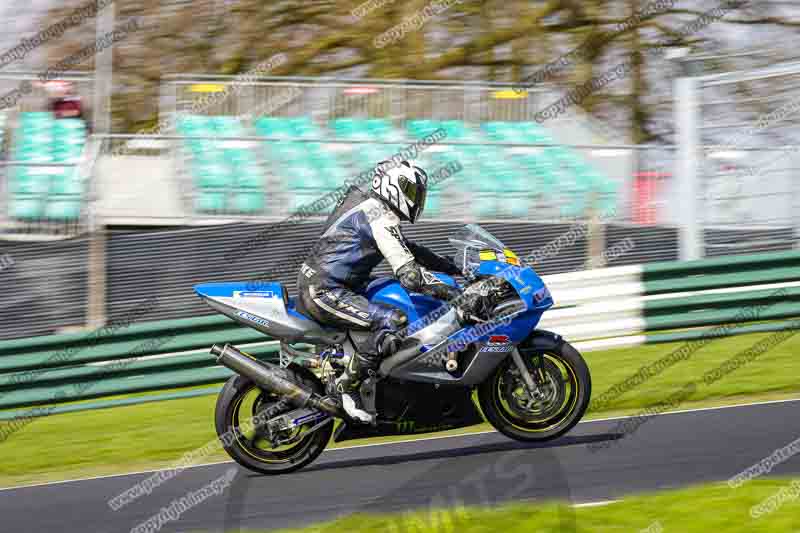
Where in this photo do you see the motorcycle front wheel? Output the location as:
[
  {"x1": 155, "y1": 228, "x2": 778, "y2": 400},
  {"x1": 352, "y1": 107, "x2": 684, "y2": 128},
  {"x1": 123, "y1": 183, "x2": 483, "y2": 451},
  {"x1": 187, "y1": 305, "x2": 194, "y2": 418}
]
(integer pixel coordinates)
[{"x1": 478, "y1": 340, "x2": 591, "y2": 442}]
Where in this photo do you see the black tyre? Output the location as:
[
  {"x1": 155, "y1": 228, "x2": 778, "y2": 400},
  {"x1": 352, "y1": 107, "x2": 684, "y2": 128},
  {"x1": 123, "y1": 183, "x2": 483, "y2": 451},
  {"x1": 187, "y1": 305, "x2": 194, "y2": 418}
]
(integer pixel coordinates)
[
  {"x1": 478, "y1": 340, "x2": 591, "y2": 442},
  {"x1": 214, "y1": 370, "x2": 333, "y2": 475}
]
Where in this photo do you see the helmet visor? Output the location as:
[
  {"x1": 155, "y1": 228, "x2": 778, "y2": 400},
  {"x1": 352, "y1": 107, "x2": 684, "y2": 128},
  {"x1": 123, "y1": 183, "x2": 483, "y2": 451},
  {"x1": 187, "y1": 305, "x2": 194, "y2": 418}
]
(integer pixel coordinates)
[{"x1": 399, "y1": 170, "x2": 427, "y2": 222}]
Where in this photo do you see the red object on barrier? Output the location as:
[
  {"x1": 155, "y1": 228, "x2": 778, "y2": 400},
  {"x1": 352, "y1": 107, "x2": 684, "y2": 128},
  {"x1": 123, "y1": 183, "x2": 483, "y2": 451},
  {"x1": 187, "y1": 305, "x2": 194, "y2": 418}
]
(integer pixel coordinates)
[{"x1": 633, "y1": 172, "x2": 668, "y2": 225}]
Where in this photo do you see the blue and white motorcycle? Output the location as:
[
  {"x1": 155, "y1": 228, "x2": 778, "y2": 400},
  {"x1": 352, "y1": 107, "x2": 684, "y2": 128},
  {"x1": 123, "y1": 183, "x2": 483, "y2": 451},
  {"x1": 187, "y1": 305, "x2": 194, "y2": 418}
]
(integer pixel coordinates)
[{"x1": 196, "y1": 224, "x2": 591, "y2": 475}]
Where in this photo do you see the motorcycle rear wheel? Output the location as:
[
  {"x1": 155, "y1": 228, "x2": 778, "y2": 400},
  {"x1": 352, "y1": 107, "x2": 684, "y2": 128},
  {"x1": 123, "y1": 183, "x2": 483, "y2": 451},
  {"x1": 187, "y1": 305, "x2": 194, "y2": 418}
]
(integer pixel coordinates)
[
  {"x1": 478, "y1": 340, "x2": 591, "y2": 442},
  {"x1": 215, "y1": 372, "x2": 332, "y2": 475}
]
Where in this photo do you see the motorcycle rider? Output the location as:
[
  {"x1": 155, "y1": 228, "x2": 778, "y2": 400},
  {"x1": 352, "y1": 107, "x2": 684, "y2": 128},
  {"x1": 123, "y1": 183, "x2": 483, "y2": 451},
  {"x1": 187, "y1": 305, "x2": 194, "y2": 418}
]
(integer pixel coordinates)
[{"x1": 296, "y1": 159, "x2": 462, "y2": 424}]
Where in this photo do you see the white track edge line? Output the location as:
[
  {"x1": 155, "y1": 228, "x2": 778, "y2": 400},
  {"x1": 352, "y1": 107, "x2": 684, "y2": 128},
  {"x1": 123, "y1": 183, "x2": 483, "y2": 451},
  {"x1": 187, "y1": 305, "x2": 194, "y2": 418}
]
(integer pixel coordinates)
[{"x1": 572, "y1": 499, "x2": 621, "y2": 508}]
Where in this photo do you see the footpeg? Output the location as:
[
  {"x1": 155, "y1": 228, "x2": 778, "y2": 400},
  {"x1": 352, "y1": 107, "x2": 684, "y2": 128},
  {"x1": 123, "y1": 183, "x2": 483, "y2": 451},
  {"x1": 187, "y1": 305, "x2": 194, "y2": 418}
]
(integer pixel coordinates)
[{"x1": 446, "y1": 352, "x2": 459, "y2": 372}]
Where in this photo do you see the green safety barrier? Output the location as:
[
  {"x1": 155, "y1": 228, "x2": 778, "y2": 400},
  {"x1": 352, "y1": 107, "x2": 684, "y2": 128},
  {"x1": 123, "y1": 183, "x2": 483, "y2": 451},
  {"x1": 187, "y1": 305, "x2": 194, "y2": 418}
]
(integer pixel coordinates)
[
  {"x1": 641, "y1": 249, "x2": 800, "y2": 336},
  {"x1": 642, "y1": 250, "x2": 800, "y2": 294},
  {"x1": 0, "y1": 312, "x2": 282, "y2": 415},
  {"x1": 2, "y1": 249, "x2": 799, "y2": 418}
]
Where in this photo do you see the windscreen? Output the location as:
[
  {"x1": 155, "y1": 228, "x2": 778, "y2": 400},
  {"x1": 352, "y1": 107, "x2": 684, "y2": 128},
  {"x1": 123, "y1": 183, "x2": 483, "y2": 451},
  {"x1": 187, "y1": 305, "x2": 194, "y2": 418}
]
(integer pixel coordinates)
[{"x1": 448, "y1": 224, "x2": 508, "y2": 276}]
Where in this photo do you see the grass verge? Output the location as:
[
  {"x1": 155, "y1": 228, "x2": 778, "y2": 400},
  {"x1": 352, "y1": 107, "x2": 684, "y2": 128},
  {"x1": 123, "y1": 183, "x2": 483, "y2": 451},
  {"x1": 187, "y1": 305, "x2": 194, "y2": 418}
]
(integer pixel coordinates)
[
  {"x1": 264, "y1": 478, "x2": 800, "y2": 533},
  {"x1": 1, "y1": 329, "x2": 799, "y2": 488}
]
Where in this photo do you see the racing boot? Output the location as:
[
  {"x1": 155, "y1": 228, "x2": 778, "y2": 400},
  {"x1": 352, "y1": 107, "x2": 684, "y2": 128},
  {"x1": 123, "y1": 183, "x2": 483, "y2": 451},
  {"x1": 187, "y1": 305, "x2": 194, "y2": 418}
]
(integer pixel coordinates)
[
  {"x1": 336, "y1": 331, "x2": 400, "y2": 425},
  {"x1": 336, "y1": 352, "x2": 379, "y2": 425}
]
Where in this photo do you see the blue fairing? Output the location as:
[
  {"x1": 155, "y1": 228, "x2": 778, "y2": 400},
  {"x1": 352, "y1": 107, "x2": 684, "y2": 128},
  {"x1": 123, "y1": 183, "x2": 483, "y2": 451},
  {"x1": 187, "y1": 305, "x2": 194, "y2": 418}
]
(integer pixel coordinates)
[
  {"x1": 367, "y1": 263, "x2": 552, "y2": 347},
  {"x1": 365, "y1": 274, "x2": 459, "y2": 324},
  {"x1": 476, "y1": 261, "x2": 554, "y2": 311},
  {"x1": 196, "y1": 263, "x2": 552, "y2": 348}
]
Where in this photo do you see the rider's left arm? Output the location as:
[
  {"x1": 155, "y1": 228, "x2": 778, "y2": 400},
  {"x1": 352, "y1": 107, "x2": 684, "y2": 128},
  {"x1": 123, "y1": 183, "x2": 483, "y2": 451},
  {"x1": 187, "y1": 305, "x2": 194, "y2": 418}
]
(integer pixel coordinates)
[{"x1": 406, "y1": 241, "x2": 461, "y2": 277}]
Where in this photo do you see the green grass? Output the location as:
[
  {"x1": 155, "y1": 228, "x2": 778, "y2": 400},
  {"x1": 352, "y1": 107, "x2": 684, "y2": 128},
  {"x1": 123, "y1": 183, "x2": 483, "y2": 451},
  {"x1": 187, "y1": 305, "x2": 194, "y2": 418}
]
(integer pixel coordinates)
[
  {"x1": 1, "y1": 329, "x2": 800, "y2": 488},
  {"x1": 262, "y1": 478, "x2": 800, "y2": 533}
]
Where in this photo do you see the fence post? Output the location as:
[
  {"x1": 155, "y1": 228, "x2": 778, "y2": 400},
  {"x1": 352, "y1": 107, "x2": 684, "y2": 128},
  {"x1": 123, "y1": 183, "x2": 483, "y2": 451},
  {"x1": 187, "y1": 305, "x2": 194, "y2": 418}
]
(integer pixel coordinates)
[
  {"x1": 675, "y1": 76, "x2": 702, "y2": 261},
  {"x1": 86, "y1": 138, "x2": 106, "y2": 328},
  {"x1": 586, "y1": 195, "x2": 606, "y2": 269},
  {"x1": 92, "y1": 0, "x2": 114, "y2": 135},
  {"x1": 87, "y1": 224, "x2": 106, "y2": 329}
]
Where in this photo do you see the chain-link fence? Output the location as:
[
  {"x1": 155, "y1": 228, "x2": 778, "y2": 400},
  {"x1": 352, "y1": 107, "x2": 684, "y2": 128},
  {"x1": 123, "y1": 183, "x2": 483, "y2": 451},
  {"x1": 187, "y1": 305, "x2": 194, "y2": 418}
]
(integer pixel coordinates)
[{"x1": 679, "y1": 60, "x2": 800, "y2": 258}]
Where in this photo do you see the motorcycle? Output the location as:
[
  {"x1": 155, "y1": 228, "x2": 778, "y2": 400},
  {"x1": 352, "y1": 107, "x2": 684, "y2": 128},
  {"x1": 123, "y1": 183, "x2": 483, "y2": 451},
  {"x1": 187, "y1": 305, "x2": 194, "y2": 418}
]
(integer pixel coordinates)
[{"x1": 195, "y1": 224, "x2": 591, "y2": 475}]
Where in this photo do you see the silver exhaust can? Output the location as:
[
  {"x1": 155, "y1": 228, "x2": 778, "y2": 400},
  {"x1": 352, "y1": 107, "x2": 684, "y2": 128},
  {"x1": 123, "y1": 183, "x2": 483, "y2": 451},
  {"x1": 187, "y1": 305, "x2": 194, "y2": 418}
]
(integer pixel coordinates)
[{"x1": 211, "y1": 343, "x2": 343, "y2": 417}]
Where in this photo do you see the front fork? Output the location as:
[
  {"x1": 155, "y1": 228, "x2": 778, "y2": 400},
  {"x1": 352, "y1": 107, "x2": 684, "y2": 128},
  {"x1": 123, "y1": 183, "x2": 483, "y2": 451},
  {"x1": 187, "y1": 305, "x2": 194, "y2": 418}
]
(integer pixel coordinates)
[{"x1": 511, "y1": 347, "x2": 547, "y2": 401}]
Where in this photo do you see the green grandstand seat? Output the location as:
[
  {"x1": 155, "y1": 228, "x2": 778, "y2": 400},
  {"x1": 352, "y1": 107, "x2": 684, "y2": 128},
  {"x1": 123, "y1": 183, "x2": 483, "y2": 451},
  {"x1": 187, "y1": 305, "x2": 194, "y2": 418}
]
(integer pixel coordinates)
[
  {"x1": 45, "y1": 195, "x2": 82, "y2": 220},
  {"x1": 265, "y1": 141, "x2": 304, "y2": 163},
  {"x1": 546, "y1": 147, "x2": 581, "y2": 168},
  {"x1": 495, "y1": 195, "x2": 530, "y2": 218},
  {"x1": 16, "y1": 149, "x2": 54, "y2": 163},
  {"x1": 290, "y1": 117, "x2": 323, "y2": 138},
  {"x1": 9, "y1": 167, "x2": 50, "y2": 195},
  {"x1": 18, "y1": 124, "x2": 52, "y2": 137},
  {"x1": 519, "y1": 121, "x2": 553, "y2": 138},
  {"x1": 330, "y1": 118, "x2": 371, "y2": 139},
  {"x1": 285, "y1": 164, "x2": 325, "y2": 190},
  {"x1": 440, "y1": 120, "x2": 469, "y2": 140},
  {"x1": 595, "y1": 179, "x2": 618, "y2": 212},
  {"x1": 235, "y1": 165, "x2": 264, "y2": 189},
  {"x1": 477, "y1": 152, "x2": 514, "y2": 192},
  {"x1": 24, "y1": 132, "x2": 54, "y2": 145},
  {"x1": 288, "y1": 188, "x2": 338, "y2": 214},
  {"x1": 322, "y1": 165, "x2": 349, "y2": 189},
  {"x1": 53, "y1": 118, "x2": 86, "y2": 130},
  {"x1": 60, "y1": 133, "x2": 86, "y2": 146},
  {"x1": 306, "y1": 142, "x2": 334, "y2": 163},
  {"x1": 50, "y1": 168, "x2": 84, "y2": 195},
  {"x1": 52, "y1": 145, "x2": 83, "y2": 162},
  {"x1": 10, "y1": 114, "x2": 91, "y2": 221},
  {"x1": 191, "y1": 149, "x2": 225, "y2": 167},
  {"x1": 407, "y1": 119, "x2": 447, "y2": 140},
  {"x1": 18, "y1": 112, "x2": 53, "y2": 128},
  {"x1": 515, "y1": 153, "x2": 559, "y2": 196},
  {"x1": 176, "y1": 115, "x2": 212, "y2": 135},
  {"x1": 9, "y1": 194, "x2": 45, "y2": 219},
  {"x1": 424, "y1": 189, "x2": 442, "y2": 217},
  {"x1": 214, "y1": 121, "x2": 245, "y2": 138},
  {"x1": 230, "y1": 190, "x2": 265, "y2": 213},
  {"x1": 20, "y1": 111, "x2": 52, "y2": 120},
  {"x1": 186, "y1": 138, "x2": 219, "y2": 155},
  {"x1": 560, "y1": 194, "x2": 588, "y2": 218},
  {"x1": 194, "y1": 191, "x2": 227, "y2": 212},
  {"x1": 193, "y1": 163, "x2": 232, "y2": 189},
  {"x1": 256, "y1": 117, "x2": 294, "y2": 138},
  {"x1": 358, "y1": 144, "x2": 394, "y2": 165},
  {"x1": 223, "y1": 148, "x2": 255, "y2": 167},
  {"x1": 363, "y1": 118, "x2": 398, "y2": 141},
  {"x1": 481, "y1": 121, "x2": 504, "y2": 138}
]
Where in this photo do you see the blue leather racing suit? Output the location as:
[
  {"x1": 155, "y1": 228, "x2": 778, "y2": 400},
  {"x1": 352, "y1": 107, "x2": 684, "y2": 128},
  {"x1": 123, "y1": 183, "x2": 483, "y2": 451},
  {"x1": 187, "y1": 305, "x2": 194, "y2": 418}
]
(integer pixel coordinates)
[{"x1": 296, "y1": 185, "x2": 460, "y2": 362}]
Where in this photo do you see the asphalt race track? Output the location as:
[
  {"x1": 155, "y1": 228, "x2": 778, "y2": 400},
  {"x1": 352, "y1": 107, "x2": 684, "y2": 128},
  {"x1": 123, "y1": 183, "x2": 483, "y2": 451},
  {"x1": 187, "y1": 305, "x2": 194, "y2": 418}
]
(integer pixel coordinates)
[{"x1": 3, "y1": 399, "x2": 800, "y2": 533}]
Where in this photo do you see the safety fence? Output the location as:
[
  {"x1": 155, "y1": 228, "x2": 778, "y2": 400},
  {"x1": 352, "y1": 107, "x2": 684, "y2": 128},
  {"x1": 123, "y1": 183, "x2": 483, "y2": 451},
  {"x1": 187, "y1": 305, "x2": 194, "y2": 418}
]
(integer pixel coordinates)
[
  {"x1": 0, "y1": 219, "x2": 681, "y2": 340},
  {"x1": 2, "y1": 249, "x2": 800, "y2": 421}
]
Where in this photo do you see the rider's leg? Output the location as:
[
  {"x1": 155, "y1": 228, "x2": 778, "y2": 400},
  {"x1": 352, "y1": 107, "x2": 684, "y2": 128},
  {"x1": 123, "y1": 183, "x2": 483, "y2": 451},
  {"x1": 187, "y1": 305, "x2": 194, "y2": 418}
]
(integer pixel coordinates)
[{"x1": 300, "y1": 285, "x2": 407, "y2": 423}]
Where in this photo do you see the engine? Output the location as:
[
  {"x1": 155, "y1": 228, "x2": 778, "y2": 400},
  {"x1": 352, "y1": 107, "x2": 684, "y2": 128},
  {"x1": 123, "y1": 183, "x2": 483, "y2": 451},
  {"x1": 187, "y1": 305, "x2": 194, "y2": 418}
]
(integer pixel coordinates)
[{"x1": 460, "y1": 276, "x2": 522, "y2": 322}]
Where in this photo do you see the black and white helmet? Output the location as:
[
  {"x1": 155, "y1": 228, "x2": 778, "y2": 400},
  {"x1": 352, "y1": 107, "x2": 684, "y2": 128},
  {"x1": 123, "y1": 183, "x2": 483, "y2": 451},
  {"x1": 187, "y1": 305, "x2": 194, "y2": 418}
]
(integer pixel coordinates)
[{"x1": 371, "y1": 159, "x2": 428, "y2": 223}]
